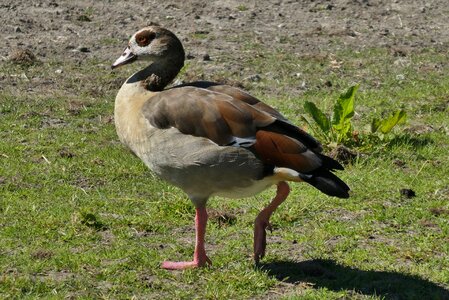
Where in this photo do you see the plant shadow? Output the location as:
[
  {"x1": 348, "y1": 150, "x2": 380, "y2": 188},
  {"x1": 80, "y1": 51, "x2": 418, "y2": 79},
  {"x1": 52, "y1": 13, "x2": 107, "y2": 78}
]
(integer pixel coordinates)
[
  {"x1": 386, "y1": 134, "x2": 433, "y2": 149},
  {"x1": 258, "y1": 259, "x2": 449, "y2": 299}
]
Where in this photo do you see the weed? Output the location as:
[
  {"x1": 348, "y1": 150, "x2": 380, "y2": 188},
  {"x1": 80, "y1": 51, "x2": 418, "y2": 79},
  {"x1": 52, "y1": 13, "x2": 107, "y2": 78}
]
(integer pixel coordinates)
[
  {"x1": 237, "y1": 5, "x2": 248, "y2": 11},
  {"x1": 302, "y1": 85, "x2": 407, "y2": 149}
]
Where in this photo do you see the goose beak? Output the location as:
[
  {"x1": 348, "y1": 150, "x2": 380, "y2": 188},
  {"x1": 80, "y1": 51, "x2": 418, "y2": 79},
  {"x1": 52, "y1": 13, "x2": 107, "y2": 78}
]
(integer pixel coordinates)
[{"x1": 111, "y1": 47, "x2": 137, "y2": 69}]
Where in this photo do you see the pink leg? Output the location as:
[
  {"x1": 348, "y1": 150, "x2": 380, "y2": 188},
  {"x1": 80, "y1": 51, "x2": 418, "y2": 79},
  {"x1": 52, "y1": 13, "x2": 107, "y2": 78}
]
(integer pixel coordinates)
[
  {"x1": 162, "y1": 206, "x2": 212, "y2": 270},
  {"x1": 254, "y1": 181, "x2": 290, "y2": 263}
]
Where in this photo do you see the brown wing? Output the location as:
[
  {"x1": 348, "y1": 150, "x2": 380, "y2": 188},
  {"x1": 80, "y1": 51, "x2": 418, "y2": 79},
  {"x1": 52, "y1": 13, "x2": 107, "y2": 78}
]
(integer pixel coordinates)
[
  {"x1": 142, "y1": 85, "x2": 333, "y2": 175},
  {"x1": 143, "y1": 86, "x2": 274, "y2": 145},
  {"x1": 171, "y1": 82, "x2": 323, "y2": 150},
  {"x1": 205, "y1": 84, "x2": 289, "y2": 121},
  {"x1": 252, "y1": 130, "x2": 322, "y2": 172},
  {"x1": 173, "y1": 81, "x2": 289, "y2": 120}
]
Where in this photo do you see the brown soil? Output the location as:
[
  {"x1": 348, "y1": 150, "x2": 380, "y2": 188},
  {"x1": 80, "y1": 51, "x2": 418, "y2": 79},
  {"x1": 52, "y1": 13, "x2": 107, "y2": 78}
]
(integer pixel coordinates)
[{"x1": 1, "y1": 0, "x2": 448, "y2": 91}]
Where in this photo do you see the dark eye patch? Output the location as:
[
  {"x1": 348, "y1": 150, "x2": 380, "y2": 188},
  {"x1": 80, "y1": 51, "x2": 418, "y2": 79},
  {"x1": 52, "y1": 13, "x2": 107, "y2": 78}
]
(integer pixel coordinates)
[{"x1": 135, "y1": 30, "x2": 156, "y2": 47}]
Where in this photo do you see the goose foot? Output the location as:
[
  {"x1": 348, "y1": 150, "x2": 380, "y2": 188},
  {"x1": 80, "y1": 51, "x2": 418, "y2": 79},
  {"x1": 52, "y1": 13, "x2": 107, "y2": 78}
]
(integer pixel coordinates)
[
  {"x1": 254, "y1": 217, "x2": 272, "y2": 264},
  {"x1": 162, "y1": 206, "x2": 211, "y2": 270},
  {"x1": 254, "y1": 181, "x2": 290, "y2": 264},
  {"x1": 161, "y1": 255, "x2": 212, "y2": 270}
]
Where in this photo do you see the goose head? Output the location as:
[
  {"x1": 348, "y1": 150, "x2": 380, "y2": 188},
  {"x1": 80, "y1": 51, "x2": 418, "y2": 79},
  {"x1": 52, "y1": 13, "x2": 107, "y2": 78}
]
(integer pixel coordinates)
[{"x1": 111, "y1": 26, "x2": 185, "y2": 70}]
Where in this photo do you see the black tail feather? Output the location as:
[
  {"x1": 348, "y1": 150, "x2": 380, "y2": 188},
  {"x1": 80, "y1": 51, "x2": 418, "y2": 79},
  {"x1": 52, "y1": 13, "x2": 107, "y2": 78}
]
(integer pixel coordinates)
[
  {"x1": 302, "y1": 168, "x2": 350, "y2": 199},
  {"x1": 318, "y1": 153, "x2": 344, "y2": 171}
]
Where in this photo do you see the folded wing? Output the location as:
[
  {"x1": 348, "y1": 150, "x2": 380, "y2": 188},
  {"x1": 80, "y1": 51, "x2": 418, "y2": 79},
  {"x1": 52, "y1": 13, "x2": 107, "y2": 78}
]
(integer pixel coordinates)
[{"x1": 143, "y1": 85, "x2": 349, "y2": 198}]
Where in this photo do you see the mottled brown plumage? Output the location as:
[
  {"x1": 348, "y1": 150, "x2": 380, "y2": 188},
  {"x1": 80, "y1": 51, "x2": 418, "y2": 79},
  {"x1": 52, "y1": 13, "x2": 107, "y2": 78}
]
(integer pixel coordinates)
[{"x1": 142, "y1": 87, "x2": 275, "y2": 145}]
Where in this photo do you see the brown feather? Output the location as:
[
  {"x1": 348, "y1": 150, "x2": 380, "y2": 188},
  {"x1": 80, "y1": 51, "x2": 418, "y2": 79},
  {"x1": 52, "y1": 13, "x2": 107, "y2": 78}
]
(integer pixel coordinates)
[
  {"x1": 252, "y1": 131, "x2": 322, "y2": 173},
  {"x1": 206, "y1": 85, "x2": 288, "y2": 121},
  {"x1": 143, "y1": 87, "x2": 275, "y2": 145},
  {"x1": 172, "y1": 82, "x2": 289, "y2": 121}
]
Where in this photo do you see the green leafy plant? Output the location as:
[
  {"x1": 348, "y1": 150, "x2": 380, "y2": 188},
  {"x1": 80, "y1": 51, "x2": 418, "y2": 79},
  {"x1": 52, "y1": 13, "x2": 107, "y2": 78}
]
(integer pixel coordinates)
[
  {"x1": 371, "y1": 110, "x2": 407, "y2": 134},
  {"x1": 237, "y1": 5, "x2": 248, "y2": 11},
  {"x1": 302, "y1": 84, "x2": 407, "y2": 147},
  {"x1": 302, "y1": 85, "x2": 358, "y2": 145}
]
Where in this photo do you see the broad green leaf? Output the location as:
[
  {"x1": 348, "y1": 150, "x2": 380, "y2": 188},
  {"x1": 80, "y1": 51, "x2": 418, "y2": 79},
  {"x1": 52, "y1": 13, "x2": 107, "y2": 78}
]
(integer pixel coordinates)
[
  {"x1": 379, "y1": 110, "x2": 407, "y2": 134},
  {"x1": 300, "y1": 115, "x2": 313, "y2": 130},
  {"x1": 332, "y1": 84, "x2": 358, "y2": 126},
  {"x1": 303, "y1": 101, "x2": 331, "y2": 134},
  {"x1": 331, "y1": 85, "x2": 358, "y2": 144},
  {"x1": 334, "y1": 121, "x2": 352, "y2": 143},
  {"x1": 300, "y1": 115, "x2": 328, "y2": 142}
]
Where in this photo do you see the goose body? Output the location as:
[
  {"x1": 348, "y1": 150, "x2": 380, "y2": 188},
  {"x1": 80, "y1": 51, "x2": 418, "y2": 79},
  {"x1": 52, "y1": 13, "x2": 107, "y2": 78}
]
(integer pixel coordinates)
[{"x1": 112, "y1": 26, "x2": 349, "y2": 269}]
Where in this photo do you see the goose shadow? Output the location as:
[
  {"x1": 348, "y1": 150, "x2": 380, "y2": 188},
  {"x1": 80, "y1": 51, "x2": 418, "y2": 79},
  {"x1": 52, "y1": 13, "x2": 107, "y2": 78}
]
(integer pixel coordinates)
[{"x1": 257, "y1": 259, "x2": 449, "y2": 299}]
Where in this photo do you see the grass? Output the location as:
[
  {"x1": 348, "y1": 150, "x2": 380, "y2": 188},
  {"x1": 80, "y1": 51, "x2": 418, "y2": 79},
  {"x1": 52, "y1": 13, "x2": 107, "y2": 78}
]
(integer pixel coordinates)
[{"x1": 1, "y1": 43, "x2": 448, "y2": 299}]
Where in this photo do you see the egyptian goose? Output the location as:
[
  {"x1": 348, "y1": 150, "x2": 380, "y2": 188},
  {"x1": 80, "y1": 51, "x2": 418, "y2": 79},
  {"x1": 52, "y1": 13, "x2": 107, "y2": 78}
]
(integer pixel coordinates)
[{"x1": 111, "y1": 26, "x2": 349, "y2": 270}]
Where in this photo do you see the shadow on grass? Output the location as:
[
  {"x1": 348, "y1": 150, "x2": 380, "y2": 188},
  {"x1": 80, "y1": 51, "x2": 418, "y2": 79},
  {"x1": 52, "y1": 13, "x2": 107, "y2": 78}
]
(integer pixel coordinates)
[
  {"x1": 258, "y1": 259, "x2": 449, "y2": 299},
  {"x1": 386, "y1": 134, "x2": 433, "y2": 149}
]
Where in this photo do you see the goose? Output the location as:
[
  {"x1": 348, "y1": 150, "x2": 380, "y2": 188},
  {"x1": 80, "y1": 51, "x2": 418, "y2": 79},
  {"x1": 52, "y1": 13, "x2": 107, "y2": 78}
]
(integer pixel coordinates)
[{"x1": 111, "y1": 26, "x2": 350, "y2": 270}]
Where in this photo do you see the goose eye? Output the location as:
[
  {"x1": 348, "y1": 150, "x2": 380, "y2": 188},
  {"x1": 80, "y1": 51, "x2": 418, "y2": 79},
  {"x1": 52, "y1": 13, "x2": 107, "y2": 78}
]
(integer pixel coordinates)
[{"x1": 135, "y1": 31, "x2": 156, "y2": 47}]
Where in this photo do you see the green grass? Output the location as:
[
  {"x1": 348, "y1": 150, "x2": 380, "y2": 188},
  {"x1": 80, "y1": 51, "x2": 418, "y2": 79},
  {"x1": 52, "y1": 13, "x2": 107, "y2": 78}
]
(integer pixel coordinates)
[{"x1": 1, "y1": 45, "x2": 448, "y2": 299}]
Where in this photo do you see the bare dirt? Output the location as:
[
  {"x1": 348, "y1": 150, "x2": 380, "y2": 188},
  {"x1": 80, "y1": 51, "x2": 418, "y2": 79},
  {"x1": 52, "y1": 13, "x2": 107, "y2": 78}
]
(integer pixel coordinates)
[{"x1": 1, "y1": 0, "x2": 448, "y2": 95}]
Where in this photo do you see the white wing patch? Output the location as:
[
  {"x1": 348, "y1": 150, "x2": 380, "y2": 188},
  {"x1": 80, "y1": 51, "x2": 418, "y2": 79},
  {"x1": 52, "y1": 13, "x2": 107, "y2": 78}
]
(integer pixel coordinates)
[{"x1": 226, "y1": 136, "x2": 256, "y2": 148}]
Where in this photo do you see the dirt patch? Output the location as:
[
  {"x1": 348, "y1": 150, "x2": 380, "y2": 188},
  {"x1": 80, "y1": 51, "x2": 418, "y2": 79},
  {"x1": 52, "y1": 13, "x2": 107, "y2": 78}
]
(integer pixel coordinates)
[
  {"x1": 37, "y1": 270, "x2": 75, "y2": 282},
  {"x1": 430, "y1": 207, "x2": 449, "y2": 216},
  {"x1": 31, "y1": 249, "x2": 54, "y2": 260},
  {"x1": 1, "y1": 0, "x2": 448, "y2": 97},
  {"x1": 8, "y1": 48, "x2": 37, "y2": 64},
  {"x1": 329, "y1": 145, "x2": 358, "y2": 165}
]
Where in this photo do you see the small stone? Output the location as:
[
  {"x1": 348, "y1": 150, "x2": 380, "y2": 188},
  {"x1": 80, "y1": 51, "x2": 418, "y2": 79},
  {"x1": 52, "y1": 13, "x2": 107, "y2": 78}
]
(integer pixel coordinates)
[
  {"x1": 202, "y1": 54, "x2": 211, "y2": 61},
  {"x1": 14, "y1": 26, "x2": 22, "y2": 33},
  {"x1": 55, "y1": 69, "x2": 63, "y2": 74}
]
